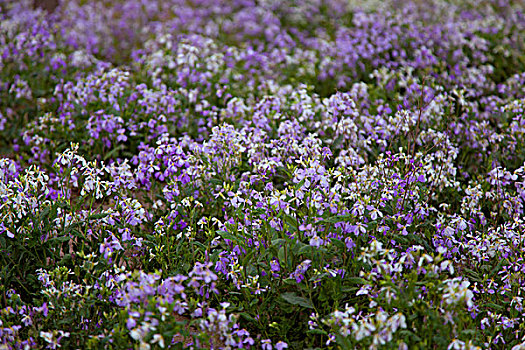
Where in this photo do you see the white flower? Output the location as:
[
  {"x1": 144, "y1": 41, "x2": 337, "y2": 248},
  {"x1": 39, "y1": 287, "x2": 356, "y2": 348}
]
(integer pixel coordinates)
[
  {"x1": 356, "y1": 285, "x2": 370, "y2": 296},
  {"x1": 151, "y1": 334, "x2": 165, "y2": 348},
  {"x1": 130, "y1": 328, "x2": 142, "y2": 341},
  {"x1": 40, "y1": 331, "x2": 54, "y2": 344},
  {"x1": 440, "y1": 260, "x2": 455, "y2": 275},
  {"x1": 512, "y1": 342, "x2": 525, "y2": 350},
  {"x1": 354, "y1": 322, "x2": 375, "y2": 341},
  {"x1": 442, "y1": 278, "x2": 475, "y2": 308},
  {"x1": 139, "y1": 342, "x2": 151, "y2": 350}
]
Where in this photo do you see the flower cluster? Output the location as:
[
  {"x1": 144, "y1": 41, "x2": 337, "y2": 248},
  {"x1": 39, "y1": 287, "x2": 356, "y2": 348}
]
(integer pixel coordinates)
[{"x1": 1, "y1": 0, "x2": 525, "y2": 349}]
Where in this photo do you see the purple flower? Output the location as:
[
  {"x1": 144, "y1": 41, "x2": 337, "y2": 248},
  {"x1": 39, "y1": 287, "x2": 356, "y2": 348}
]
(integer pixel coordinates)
[
  {"x1": 345, "y1": 237, "x2": 356, "y2": 251},
  {"x1": 270, "y1": 259, "x2": 280, "y2": 272},
  {"x1": 261, "y1": 339, "x2": 272, "y2": 350},
  {"x1": 309, "y1": 235, "x2": 324, "y2": 248},
  {"x1": 289, "y1": 260, "x2": 312, "y2": 283},
  {"x1": 36, "y1": 302, "x2": 49, "y2": 317},
  {"x1": 275, "y1": 341, "x2": 288, "y2": 350},
  {"x1": 126, "y1": 317, "x2": 136, "y2": 329}
]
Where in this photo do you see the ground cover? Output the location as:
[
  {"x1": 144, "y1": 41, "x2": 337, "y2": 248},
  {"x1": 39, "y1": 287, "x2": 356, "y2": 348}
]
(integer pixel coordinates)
[{"x1": 1, "y1": 0, "x2": 525, "y2": 349}]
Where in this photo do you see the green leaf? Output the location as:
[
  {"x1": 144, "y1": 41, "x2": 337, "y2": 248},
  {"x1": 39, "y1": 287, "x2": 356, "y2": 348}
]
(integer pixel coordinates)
[
  {"x1": 294, "y1": 178, "x2": 305, "y2": 190},
  {"x1": 306, "y1": 329, "x2": 327, "y2": 336},
  {"x1": 284, "y1": 215, "x2": 298, "y2": 231},
  {"x1": 39, "y1": 207, "x2": 50, "y2": 220},
  {"x1": 48, "y1": 235, "x2": 72, "y2": 243},
  {"x1": 240, "y1": 312, "x2": 257, "y2": 323},
  {"x1": 341, "y1": 286, "x2": 359, "y2": 293},
  {"x1": 280, "y1": 292, "x2": 314, "y2": 309},
  {"x1": 489, "y1": 258, "x2": 508, "y2": 277},
  {"x1": 483, "y1": 302, "x2": 504, "y2": 311},
  {"x1": 459, "y1": 329, "x2": 477, "y2": 337},
  {"x1": 87, "y1": 213, "x2": 110, "y2": 220},
  {"x1": 103, "y1": 144, "x2": 124, "y2": 160},
  {"x1": 242, "y1": 250, "x2": 256, "y2": 266},
  {"x1": 192, "y1": 241, "x2": 207, "y2": 250},
  {"x1": 323, "y1": 214, "x2": 352, "y2": 223},
  {"x1": 217, "y1": 230, "x2": 243, "y2": 244},
  {"x1": 283, "y1": 278, "x2": 298, "y2": 286},
  {"x1": 298, "y1": 244, "x2": 313, "y2": 255},
  {"x1": 271, "y1": 238, "x2": 286, "y2": 246},
  {"x1": 58, "y1": 254, "x2": 72, "y2": 266},
  {"x1": 331, "y1": 135, "x2": 345, "y2": 149},
  {"x1": 330, "y1": 238, "x2": 346, "y2": 251},
  {"x1": 252, "y1": 208, "x2": 266, "y2": 216},
  {"x1": 278, "y1": 246, "x2": 286, "y2": 264},
  {"x1": 399, "y1": 329, "x2": 421, "y2": 341},
  {"x1": 334, "y1": 332, "x2": 353, "y2": 349},
  {"x1": 345, "y1": 277, "x2": 367, "y2": 285},
  {"x1": 463, "y1": 268, "x2": 483, "y2": 283}
]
